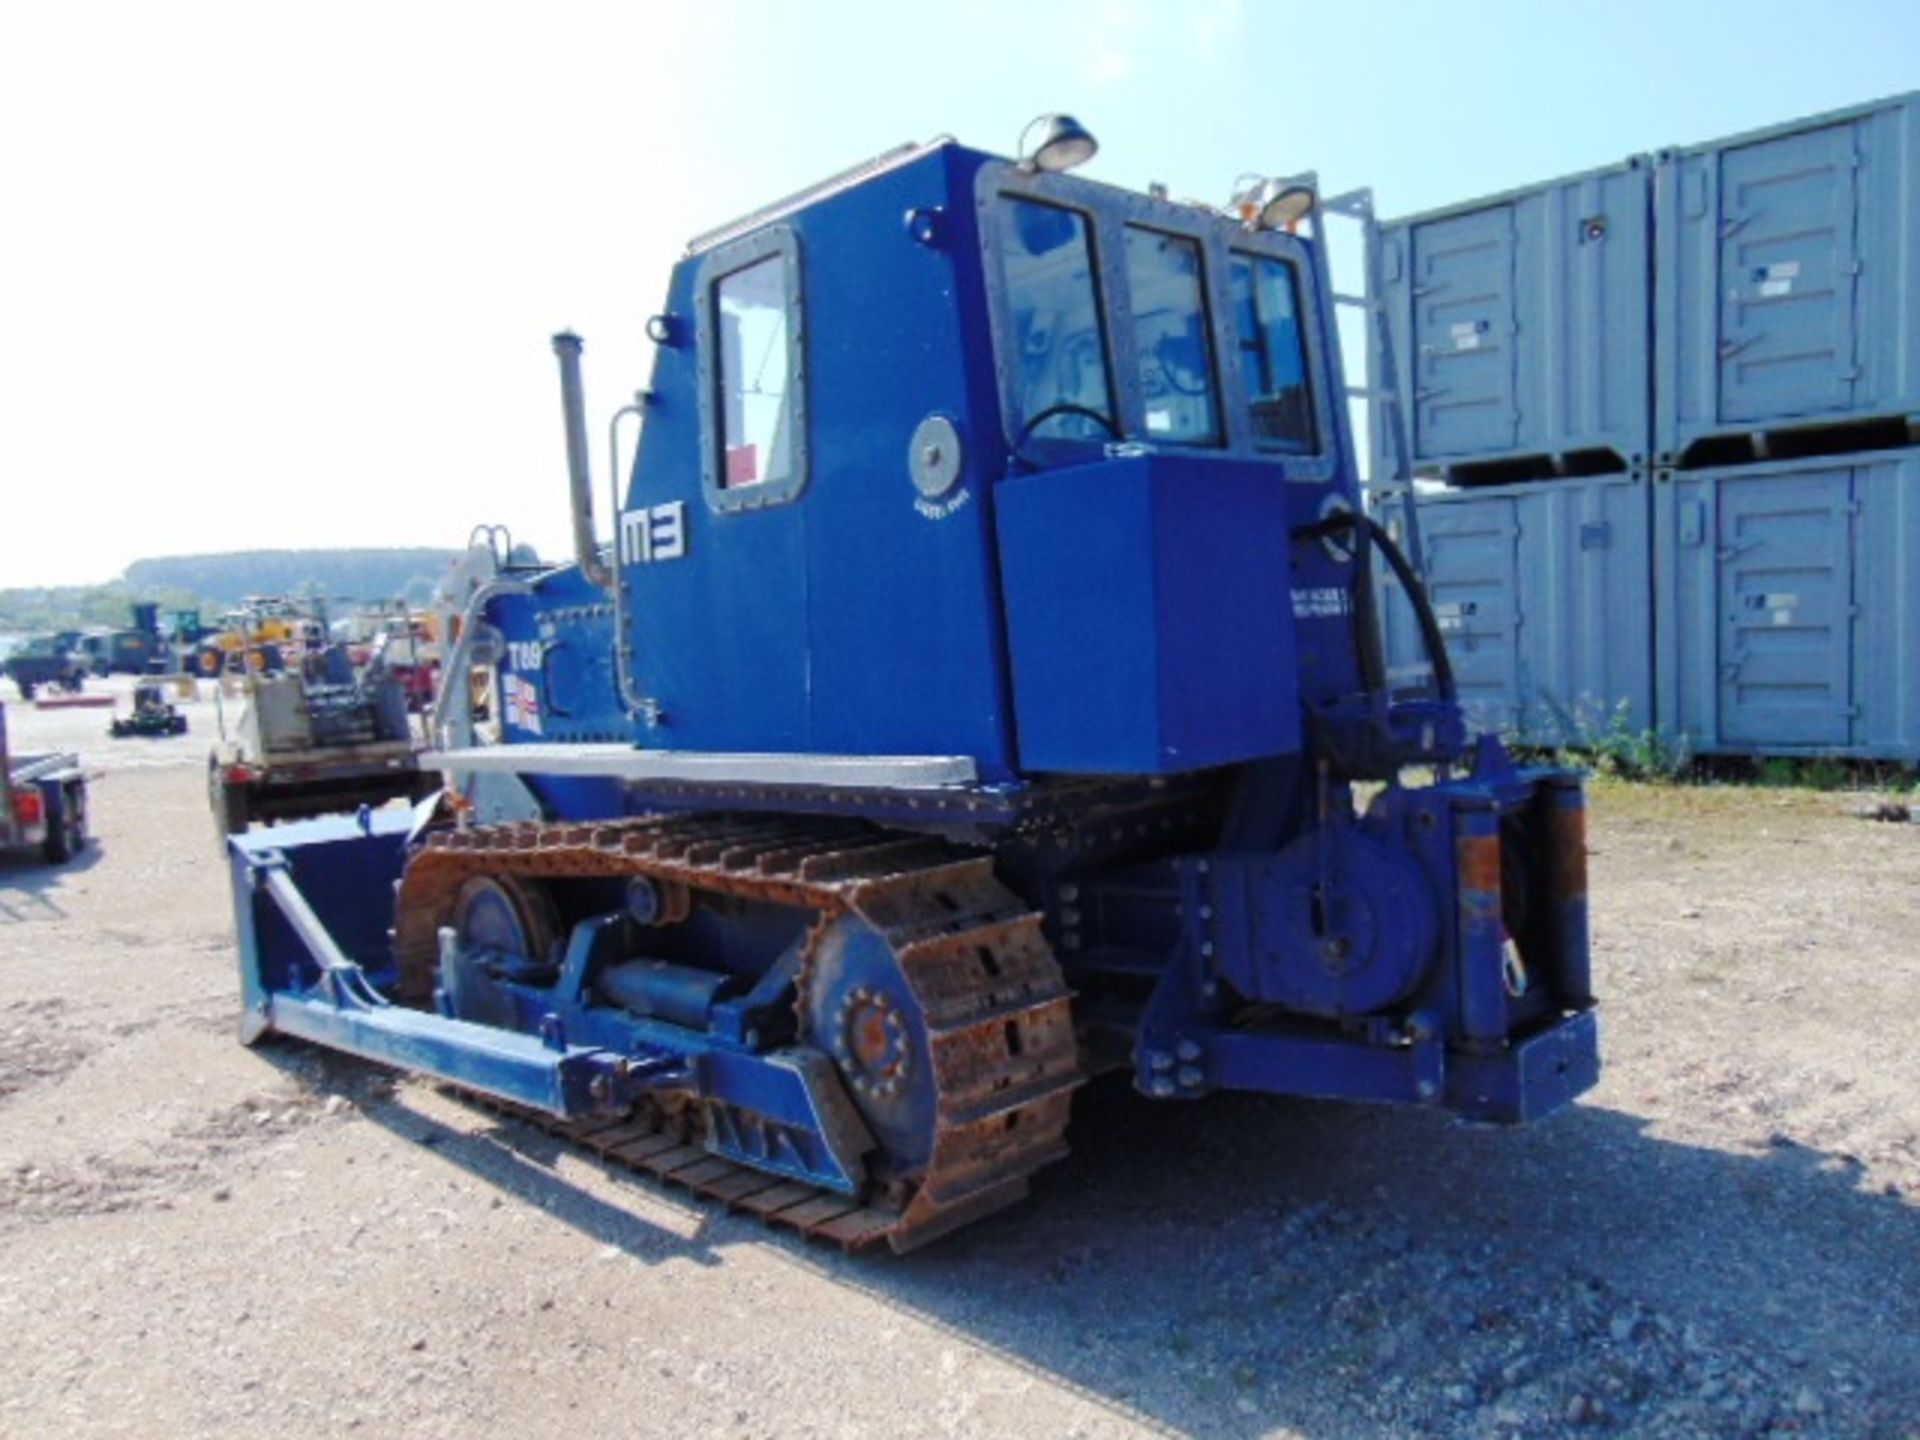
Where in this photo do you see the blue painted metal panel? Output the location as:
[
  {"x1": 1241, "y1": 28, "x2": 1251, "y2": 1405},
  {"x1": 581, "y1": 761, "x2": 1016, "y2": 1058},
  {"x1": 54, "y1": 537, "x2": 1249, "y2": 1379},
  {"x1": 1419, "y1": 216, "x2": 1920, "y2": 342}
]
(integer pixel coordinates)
[
  {"x1": 485, "y1": 570, "x2": 628, "y2": 817},
  {"x1": 264, "y1": 988, "x2": 616, "y2": 1120},
  {"x1": 617, "y1": 145, "x2": 1021, "y2": 777},
  {"x1": 624, "y1": 226, "x2": 813, "y2": 754},
  {"x1": 799, "y1": 147, "x2": 1017, "y2": 773},
  {"x1": 995, "y1": 453, "x2": 1302, "y2": 774},
  {"x1": 1655, "y1": 447, "x2": 1920, "y2": 761},
  {"x1": 1379, "y1": 473, "x2": 1654, "y2": 744},
  {"x1": 229, "y1": 811, "x2": 416, "y2": 1030},
  {"x1": 1373, "y1": 160, "x2": 1652, "y2": 476},
  {"x1": 1448, "y1": 1007, "x2": 1600, "y2": 1124},
  {"x1": 490, "y1": 571, "x2": 622, "y2": 745},
  {"x1": 1655, "y1": 91, "x2": 1920, "y2": 462}
]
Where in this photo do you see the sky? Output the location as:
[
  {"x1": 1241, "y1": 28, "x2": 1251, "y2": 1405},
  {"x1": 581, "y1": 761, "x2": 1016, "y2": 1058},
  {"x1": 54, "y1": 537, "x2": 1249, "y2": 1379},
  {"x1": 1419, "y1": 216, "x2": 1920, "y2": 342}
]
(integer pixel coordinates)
[{"x1": 2, "y1": 0, "x2": 1915, "y2": 587}]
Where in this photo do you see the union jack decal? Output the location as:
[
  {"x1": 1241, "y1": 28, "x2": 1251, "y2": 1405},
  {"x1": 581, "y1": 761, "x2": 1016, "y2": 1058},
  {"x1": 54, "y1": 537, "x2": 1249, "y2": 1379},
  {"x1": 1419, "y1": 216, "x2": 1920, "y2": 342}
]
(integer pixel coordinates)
[{"x1": 504, "y1": 673, "x2": 543, "y2": 736}]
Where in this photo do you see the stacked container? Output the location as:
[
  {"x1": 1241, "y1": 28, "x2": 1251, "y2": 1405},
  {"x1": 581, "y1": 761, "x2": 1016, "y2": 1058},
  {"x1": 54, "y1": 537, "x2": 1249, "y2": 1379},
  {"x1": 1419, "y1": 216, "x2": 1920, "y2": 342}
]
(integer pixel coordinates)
[
  {"x1": 1373, "y1": 89, "x2": 1920, "y2": 762},
  {"x1": 1654, "y1": 97, "x2": 1920, "y2": 470},
  {"x1": 1375, "y1": 159, "x2": 1653, "y2": 484},
  {"x1": 1371, "y1": 162, "x2": 1655, "y2": 747},
  {"x1": 1380, "y1": 473, "x2": 1652, "y2": 742},
  {"x1": 1656, "y1": 452, "x2": 1920, "y2": 758},
  {"x1": 1650, "y1": 93, "x2": 1920, "y2": 761}
]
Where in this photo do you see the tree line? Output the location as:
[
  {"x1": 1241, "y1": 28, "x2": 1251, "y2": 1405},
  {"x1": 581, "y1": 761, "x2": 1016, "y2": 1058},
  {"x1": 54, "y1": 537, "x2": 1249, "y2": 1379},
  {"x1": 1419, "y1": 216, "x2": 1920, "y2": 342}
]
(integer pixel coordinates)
[{"x1": 1, "y1": 549, "x2": 459, "y2": 635}]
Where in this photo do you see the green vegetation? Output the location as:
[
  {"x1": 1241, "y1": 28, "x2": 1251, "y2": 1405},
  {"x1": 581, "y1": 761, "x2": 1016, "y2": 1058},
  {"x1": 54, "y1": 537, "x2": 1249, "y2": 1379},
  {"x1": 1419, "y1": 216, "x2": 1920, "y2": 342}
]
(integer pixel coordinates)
[
  {"x1": 1534, "y1": 699, "x2": 1694, "y2": 783},
  {"x1": 1753, "y1": 756, "x2": 1918, "y2": 793},
  {"x1": 125, "y1": 549, "x2": 456, "y2": 609},
  {"x1": 0, "y1": 582, "x2": 211, "y2": 636},
  {"x1": 1, "y1": 548, "x2": 459, "y2": 638},
  {"x1": 1521, "y1": 699, "x2": 1917, "y2": 793}
]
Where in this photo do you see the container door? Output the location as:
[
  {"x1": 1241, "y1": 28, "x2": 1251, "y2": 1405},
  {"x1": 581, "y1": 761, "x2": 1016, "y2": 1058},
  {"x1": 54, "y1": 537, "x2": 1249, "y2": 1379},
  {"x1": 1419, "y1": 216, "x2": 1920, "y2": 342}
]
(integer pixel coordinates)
[
  {"x1": 1410, "y1": 209, "x2": 1518, "y2": 459},
  {"x1": 1715, "y1": 471, "x2": 1852, "y2": 747},
  {"x1": 1420, "y1": 497, "x2": 1520, "y2": 733},
  {"x1": 1715, "y1": 122, "x2": 1859, "y2": 423}
]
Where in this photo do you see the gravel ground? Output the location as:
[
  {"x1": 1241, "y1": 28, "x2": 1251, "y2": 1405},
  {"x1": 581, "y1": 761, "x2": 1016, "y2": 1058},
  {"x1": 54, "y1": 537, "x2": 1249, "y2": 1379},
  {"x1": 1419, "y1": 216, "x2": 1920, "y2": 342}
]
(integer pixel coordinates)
[{"x1": 1, "y1": 679, "x2": 1915, "y2": 1438}]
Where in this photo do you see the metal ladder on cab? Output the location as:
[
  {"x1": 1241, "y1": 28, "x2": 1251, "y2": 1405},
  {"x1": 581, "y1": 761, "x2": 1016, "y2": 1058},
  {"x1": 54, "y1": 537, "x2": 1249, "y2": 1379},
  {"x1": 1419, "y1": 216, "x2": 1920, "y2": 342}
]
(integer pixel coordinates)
[{"x1": 1319, "y1": 186, "x2": 1434, "y2": 692}]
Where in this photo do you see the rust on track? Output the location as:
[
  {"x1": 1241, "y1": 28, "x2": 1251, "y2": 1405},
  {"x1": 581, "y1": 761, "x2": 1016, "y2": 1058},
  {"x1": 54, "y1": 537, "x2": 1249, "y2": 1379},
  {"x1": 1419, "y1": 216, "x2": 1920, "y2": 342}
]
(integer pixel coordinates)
[{"x1": 398, "y1": 812, "x2": 1083, "y2": 1252}]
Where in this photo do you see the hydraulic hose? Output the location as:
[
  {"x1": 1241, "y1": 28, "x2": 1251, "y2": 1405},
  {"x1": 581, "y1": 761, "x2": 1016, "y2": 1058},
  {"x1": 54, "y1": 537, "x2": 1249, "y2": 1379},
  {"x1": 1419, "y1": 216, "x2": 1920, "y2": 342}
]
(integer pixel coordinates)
[{"x1": 1292, "y1": 509, "x2": 1456, "y2": 705}]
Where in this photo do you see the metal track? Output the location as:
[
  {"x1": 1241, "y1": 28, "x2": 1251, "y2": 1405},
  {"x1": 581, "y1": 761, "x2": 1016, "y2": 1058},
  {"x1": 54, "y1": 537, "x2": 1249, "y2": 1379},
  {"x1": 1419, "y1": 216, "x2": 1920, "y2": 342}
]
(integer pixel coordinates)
[{"x1": 393, "y1": 813, "x2": 1083, "y2": 1252}]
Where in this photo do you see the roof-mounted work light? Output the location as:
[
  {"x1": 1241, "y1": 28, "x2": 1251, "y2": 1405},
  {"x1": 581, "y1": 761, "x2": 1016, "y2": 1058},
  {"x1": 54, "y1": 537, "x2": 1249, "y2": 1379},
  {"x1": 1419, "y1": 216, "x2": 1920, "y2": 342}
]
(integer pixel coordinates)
[
  {"x1": 1017, "y1": 114, "x2": 1098, "y2": 174},
  {"x1": 1233, "y1": 175, "x2": 1317, "y2": 231}
]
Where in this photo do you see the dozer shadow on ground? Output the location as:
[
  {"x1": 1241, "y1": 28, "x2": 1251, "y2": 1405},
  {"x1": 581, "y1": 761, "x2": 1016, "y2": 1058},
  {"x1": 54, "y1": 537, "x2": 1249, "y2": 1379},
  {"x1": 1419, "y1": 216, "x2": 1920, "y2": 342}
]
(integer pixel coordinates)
[{"x1": 263, "y1": 1045, "x2": 1919, "y2": 1437}]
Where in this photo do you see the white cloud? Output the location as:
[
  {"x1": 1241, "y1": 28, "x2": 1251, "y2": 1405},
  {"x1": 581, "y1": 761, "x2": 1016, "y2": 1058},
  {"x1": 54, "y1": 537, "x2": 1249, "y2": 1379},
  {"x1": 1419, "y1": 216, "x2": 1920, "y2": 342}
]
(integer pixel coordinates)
[
  {"x1": 1088, "y1": 44, "x2": 1139, "y2": 86},
  {"x1": 1191, "y1": 0, "x2": 1245, "y2": 54},
  {"x1": 1072, "y1": 0, "x2": 1243, "y2": 88},
  {"x1": 1076, "y1": 0, "x2": 1147, "y2": 87}
]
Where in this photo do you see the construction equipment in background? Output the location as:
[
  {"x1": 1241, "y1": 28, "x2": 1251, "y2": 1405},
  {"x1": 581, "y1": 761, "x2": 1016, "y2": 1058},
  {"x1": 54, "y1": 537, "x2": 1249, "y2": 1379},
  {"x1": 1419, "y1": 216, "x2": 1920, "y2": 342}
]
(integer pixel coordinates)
[
  {"x1": 226, "y1": 119, "x2": 1598, "y2": 1252},
  {"x1": 141, "y1": 608, "x2": 209, "y2": 677},
  {"x1": 110, "y1": 684, "x2": 189, "y2": 738},
  {"x1": 0, "y1": 702, "x2": 89, "y2": 864},
  {"x1": 208, "y1": 648, "x2": 429, "y2": 837},
  {"x1": 369, "y1": 615, "x2": 442, "y2": 713},
  {"x1": 330, "y1": 602, "x2": 445, "y2": 712},
  {"x1": 76, "y1": 622, "x2": 164, "y2": 677},
  {"x1": 194, "y1": 597, "x2": 326, "y2": 677},
  {"x1": 4, "y1": 637, "x2": 87, "y2": 700}
]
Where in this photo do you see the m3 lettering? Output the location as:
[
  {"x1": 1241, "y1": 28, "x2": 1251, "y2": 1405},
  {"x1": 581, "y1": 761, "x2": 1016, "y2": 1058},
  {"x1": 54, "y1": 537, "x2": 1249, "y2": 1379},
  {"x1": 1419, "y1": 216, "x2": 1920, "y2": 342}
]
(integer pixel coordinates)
[{"x1": 620, "y1": 501, "x2": 688, "y2": 565}]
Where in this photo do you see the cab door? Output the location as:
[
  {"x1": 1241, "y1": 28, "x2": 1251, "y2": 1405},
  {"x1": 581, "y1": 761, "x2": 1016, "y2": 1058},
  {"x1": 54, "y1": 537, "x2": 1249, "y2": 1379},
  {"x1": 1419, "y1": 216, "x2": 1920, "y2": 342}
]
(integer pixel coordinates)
[{"x1": 622, "y1": 227, "x2": 812, "y2": 755}]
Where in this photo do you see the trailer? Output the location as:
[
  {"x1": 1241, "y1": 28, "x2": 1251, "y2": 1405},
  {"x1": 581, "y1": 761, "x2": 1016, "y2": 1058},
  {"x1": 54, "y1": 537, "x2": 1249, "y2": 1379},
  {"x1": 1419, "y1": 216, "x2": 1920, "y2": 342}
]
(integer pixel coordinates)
[
  {"x1": 209, "y1": 665, "x2": 430, "y2": 837},
  {"x1": 0, "y1": 702, "x2": 89, "y2": 864}
]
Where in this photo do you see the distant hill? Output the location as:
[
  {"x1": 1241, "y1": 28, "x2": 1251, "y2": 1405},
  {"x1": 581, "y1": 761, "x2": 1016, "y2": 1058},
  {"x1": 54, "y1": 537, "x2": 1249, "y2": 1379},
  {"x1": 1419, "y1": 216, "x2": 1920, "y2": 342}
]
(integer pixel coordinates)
[
  {"x1": 0, "y1": 548, "x2": 462, "y2": 637},
  {"x1": 123, "y1": 548, "x2": 459, "y2": 609}
]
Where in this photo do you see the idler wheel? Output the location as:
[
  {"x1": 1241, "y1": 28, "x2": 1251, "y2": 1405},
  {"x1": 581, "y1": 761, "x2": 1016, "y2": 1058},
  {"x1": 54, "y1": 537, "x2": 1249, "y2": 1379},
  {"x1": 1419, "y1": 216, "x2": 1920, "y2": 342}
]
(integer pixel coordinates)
[
  {"x1": 453, "y1": 874, "x2": 561, "y2": 970},
  {"x1": 802, "y1": 916, "x2": 937, "y2": 1175}
]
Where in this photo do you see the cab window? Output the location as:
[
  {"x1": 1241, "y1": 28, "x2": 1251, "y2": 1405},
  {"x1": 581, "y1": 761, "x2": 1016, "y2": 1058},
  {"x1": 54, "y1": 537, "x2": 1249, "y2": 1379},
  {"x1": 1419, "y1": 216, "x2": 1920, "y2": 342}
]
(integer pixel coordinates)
[
  {"x1": 995, "y1": 197, "x2": 1114, "y2": 441},
  {"x1": 1123, "y1": 226, "x2": 1221, "y2": 445},
  {"x1": 1229, "y1": 253, "x2": 1317, "y2": 453},
  {"x1": 715, "y1": 256, "x2": 794, "y2": 488}
]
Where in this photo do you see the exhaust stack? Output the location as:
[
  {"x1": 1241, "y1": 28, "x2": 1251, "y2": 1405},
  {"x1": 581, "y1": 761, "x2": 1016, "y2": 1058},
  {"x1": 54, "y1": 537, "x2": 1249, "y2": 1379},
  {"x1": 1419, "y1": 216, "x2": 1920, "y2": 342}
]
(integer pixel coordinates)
[{"x1": 552, "y1": 331, "x2": 613, "y2": 589}]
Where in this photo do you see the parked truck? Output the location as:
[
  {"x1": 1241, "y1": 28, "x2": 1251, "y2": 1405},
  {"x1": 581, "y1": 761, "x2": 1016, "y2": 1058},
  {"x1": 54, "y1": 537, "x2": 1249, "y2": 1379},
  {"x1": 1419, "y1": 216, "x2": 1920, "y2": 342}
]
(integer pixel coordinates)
[
  {"x1": 4, "y1": 637, "x2": 87, "y2": 700},
  {"x1": 226, "y1": 119, "x2": 1598, "y2": 1252},
  {"x1": 0, "y1": 702, "x2": 89, "y2": 864},
  {"x1": 208, "y1": 657, "x2": 428, "y2": 836},
  {"x1": 77, "y1": 628, "x2": 163, "y2": 678}
]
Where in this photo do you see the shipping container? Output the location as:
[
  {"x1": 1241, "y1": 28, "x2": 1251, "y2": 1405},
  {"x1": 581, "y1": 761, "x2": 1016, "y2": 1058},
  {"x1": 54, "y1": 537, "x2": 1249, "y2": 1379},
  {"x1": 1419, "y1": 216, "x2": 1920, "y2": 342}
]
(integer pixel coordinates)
[
  {"x1": 1655, "y1": 448, "x2": 1920, "y2": 761},
  {"x1": 1371, "y1": 160, "x2": 1652, "y2": 483},
  {"x1": 1655, "y1": 91, "x2": 1920, "y2": 467},
  {"x1": 1378, "y1": 472, "x2": 1653, "y2": 744}
]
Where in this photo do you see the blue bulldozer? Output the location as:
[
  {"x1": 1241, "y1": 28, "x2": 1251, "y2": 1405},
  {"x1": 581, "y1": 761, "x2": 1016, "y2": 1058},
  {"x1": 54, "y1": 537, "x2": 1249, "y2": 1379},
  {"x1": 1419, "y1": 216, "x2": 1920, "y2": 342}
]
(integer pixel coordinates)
[{"x1": 227, "y1": 119, "x2": 1598, "y2": 1251}]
